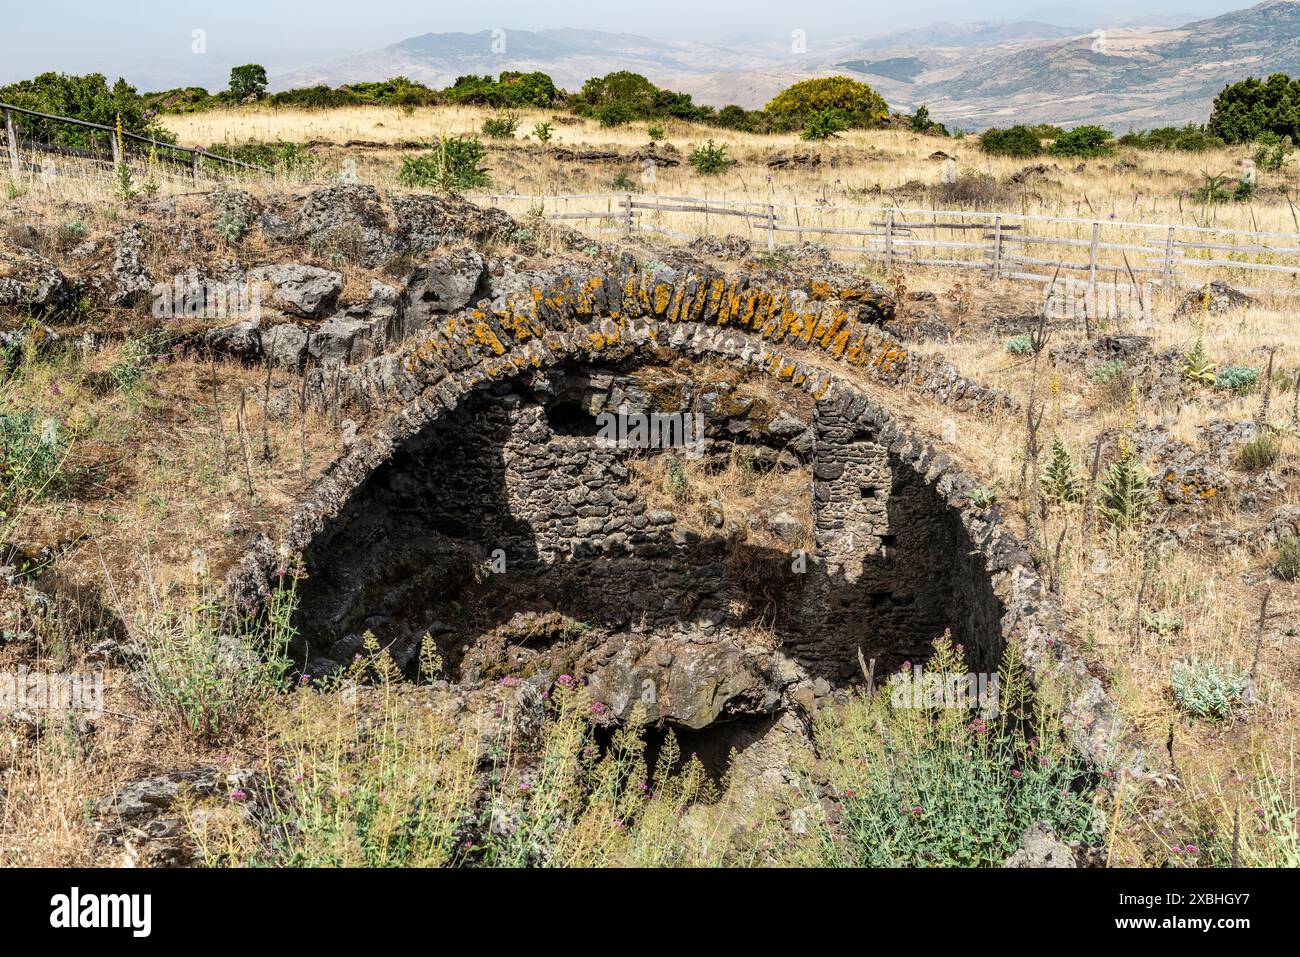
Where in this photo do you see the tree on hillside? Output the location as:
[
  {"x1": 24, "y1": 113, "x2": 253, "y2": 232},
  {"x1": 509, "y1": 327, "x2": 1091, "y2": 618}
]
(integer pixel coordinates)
[
  {"x1": 764, "y1": 76, "x2": 889, "y2": 130},
  {"x1": 1208, "y1": 73, "x2": 1300, "y2": 144},
  {"x1": 577, "y1": 71, "x2": 661, "y2": 114},
  {"x1": 229, "y1": 64, "x2": 268, "y2": 101}
]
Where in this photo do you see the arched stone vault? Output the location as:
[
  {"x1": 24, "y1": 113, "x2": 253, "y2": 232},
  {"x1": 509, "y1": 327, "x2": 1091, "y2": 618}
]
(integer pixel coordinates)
[{"x1": 226, "y1": 256, "x2": 1126, "y2": 767}]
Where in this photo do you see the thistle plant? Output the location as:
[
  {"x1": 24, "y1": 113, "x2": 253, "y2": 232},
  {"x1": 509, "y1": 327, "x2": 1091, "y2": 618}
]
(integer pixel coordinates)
[
  {"x1": 1182, "y1": 338, "x2": 1216, "y2": 386},
  {"x1": 1098, "y1": 453, "x2": 1154, "y2": 529},
  {"x1": 1039, "y1": 433, "x2": 1083, "y2": 504},
  {"x1": 1098, "y1": 387, "x2": 1153, "y2": 529}
]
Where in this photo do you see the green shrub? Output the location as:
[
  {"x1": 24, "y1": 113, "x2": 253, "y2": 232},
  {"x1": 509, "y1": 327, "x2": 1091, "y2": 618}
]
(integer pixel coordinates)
[
  {"x1": 646, "y1": 124, "x2": 665, "y2": 140},
  {"x1": 481, "y1": 112, "x2": 520, "y2": 139},
  {"x1": 1274, "y1": 534, "x2": 1300, "y2": 580},
  {"x1": 1254, "y1": 132, "x2": 1294, "y2": 170},
  {"x1": 1116, "y1": 125, "x2": 1223, "y2": 152},
  {"x1": 790, "y1": 634, "x2": 1101, "y2": 867},
  {"x1": 980, "y1": 125, "x2": 1042, "y2": 157},
  {"x1": 207, "y1": 140, "x2": 321, "y2": 177},
  {"x1": 214, "y1": 209, "x2": 248, "y2": 244},
  {"x1": 688, "y1": 140, "x2": 734, "y2": 176},
  {"x1": 532, "y1": 121, "x2": 554, "y2": 143},
  {"x1": 1209, "y1": 73, "x2": 1300, "y2": 144},
  {"x1": 0, "y1": 71, "x2": 175, "y2": 150},
  {"x1": 1171, "y1": 659, "x2": 1250, "y2": 721},
  {"x1": 597, "y1": 102, "x2": 635, "y2": 127},
  {"x1": 1215, "y1": 366, "x2": 1259, "y2": 392},
  {"x1": 801, "y1": 109, "x2": 850, "y2": 141},
  {"x1": 909, "y1": 105, "x2": 947, "y2": 135},
  {"x1": 1236, "y1": 432, "x2": 1280, "y2": 471},
  {"x1": 397, "y1": 136, "x2": 490, "y2": 191},
  {"x1": 1049, "y1": 125, "x2": 1113, "y2": 158}
]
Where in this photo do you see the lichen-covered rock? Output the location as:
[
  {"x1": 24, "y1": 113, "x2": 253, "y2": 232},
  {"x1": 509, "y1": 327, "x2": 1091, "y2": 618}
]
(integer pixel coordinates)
[
  {"x1": 0, "y1": 248, "x2": 73, "y2": 314},
  {"x1": 105, "y1": 223, "x2": 154, "y2": 306},
  {"x1": 95, "y1": 767, "x2": 262, "y2": 867},
  {"x1": 295, "y1": 184, "x2": 396, "y2": 265},
  {"x1": 391, "y1": 192, "x2": 516, "y2": 251},
  {"x1": 585, "y1": 635, "x2": 786, "y2": 729}
]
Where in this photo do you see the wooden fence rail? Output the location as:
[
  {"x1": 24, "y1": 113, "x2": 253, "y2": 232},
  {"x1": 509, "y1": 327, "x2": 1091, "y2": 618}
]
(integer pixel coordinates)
[
  {"x1": 1, "y1": 101, "x2": 270, "y2": 180},
  {"x1": 475, "y1": 191, "x2": 1300, "y2": 298}
]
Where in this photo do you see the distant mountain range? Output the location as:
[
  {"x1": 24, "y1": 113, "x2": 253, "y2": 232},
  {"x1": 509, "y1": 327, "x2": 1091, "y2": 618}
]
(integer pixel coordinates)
[{"x1": 272, "y1": 1, "x2": 1300, "y2": 130}]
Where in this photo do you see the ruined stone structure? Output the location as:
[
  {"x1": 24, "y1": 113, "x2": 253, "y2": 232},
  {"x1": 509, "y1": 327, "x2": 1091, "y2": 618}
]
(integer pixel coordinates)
[{"x1": 227, "y1": 250, "x2": 1123, "y2": 768}]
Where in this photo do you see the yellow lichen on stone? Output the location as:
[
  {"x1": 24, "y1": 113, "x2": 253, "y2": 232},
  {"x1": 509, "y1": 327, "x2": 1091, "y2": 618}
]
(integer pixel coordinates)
[
  {"x1": 809, "y1": 280, "x2": 833, "y2": 301},
  {"x1": 703, "y1": 276, "x2": 723, "y2": 319},
  {"x1": 575, "y1": 275, "x2": 602, "y2": 316},
  {"x1": 653, "y1": 282, "x2": 673, "y2": 316},
  {"x1": 471, "y1": 321, "x2": 505, "y2": 356}
]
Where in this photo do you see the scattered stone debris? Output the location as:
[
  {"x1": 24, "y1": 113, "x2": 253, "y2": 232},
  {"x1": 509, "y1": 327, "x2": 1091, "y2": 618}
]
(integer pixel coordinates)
[{"x1": 766, "y1": 152, "x2": 822, "y2": 170}]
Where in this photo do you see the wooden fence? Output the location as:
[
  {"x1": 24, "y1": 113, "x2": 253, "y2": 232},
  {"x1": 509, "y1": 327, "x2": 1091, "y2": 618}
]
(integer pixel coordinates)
[
  {"x1": 475, "y1": 191, "x2": 1300, "y2": 298},
  {"x1": 1, "y1": 102, "x2": 268, "y2": 181}
]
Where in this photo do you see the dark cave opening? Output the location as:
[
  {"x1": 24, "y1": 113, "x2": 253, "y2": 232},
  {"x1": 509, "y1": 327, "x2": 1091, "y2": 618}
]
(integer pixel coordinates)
[{"x1": 290, "y1": 360, "x2": 1007, "y2": 714}]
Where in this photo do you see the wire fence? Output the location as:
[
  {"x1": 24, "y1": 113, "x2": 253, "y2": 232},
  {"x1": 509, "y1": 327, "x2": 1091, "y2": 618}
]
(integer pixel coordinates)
[
  {"x1": 475, "y1": 191, "x2": 1300, "y2": 301},
  {"x1": 2, "y1": 101, "x2": 269, "y2": 184}
]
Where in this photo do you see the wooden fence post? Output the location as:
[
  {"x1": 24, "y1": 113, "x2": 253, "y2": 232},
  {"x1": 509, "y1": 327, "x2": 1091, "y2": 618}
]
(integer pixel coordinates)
[
  {"x1": 4, "y1": 109, "x2": 18, "y2": 180},
  {"x1": 884, "y1": 208, "x2": 895, "y2": 272},
  {"x1": 1087, "y1": 221, "x2": 1100, "y2": 294},
  {"x1": 991, "y1": 215, "x2": 1003, "y2": 280},
  {"x1": 624, "y1": 193, "x2": 633, "y2": 238},
  {"x1": 1163, "y1": 226, "x2": 1175, "y2": 291},
  {"x1": 766, "y1": 203, "x2": 776, "y2": 253},
  {"x1": 192, "y1": 149, "x2": 200, "y2": 181}
]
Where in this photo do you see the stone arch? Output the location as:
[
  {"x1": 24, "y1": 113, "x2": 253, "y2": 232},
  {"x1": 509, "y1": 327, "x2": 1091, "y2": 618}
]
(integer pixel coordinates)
[{"x1": 226, "y1": 259, "x2": 1123, "y2": 766}]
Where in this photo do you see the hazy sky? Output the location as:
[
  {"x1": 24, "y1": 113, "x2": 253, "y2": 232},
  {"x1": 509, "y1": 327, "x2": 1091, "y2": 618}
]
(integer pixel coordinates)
[{"x1": 0, "y1": 0, "x2": 1253, "y2": 88}]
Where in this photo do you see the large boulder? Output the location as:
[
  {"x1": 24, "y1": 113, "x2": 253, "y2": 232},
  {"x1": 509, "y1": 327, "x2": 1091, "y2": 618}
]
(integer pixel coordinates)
[
  {"x1": 585, "y1": 633, "x2": 786, "y2": 729},
  {"x1": 263, "y1": 323, "x2": 309, "y2": 369},
  {"x1": 248, "y1": 263, "x2": 343, "y2": 318},
  {"x1": 391, "y1": 192, "x2": 516, "y2": 251},
  {"x1": 398, "y1": 248, "x2": 486, "y2": 339},
  {"x1": 203, "y1": 320, "x2": 263, "y2": 361},
  {"x1": 295, "y1": 184, "x2": 397, "y2": 266},
  {"x1": 308, "y1": 316, "x2": 373, "y2": 364}
]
